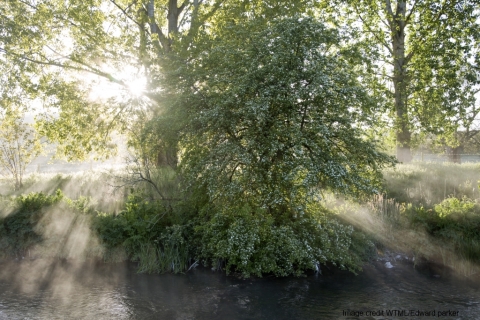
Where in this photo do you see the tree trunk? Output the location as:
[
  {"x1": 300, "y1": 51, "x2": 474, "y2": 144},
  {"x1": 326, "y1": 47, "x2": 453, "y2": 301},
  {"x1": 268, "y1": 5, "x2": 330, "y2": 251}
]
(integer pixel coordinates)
[
  {"x1": 148, "y1": 0, "x2": 181, "y2": 167},
  {"x1": 446, "y1": 145, "x2": 462, "y2": 164},
  {"x1": 168, "y1": 0, "x2": 180, "y2": 35},
  {"x1": 391, "y1": 1, "x2": 412, "y2": 163},
  {"x1": 156, "y1": 145, "x2": 178, "y2": 167},
  {"x1": 14, "y1": 174, "x2": 22, "y2": 191}
]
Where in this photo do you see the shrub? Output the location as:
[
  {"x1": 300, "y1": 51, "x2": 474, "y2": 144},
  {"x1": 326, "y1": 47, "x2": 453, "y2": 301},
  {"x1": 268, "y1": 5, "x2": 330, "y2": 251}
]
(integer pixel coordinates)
[
  {"x1": 15, "y1": 189, "x2": 63, "y2": 212},
  {"x1": 92, "y1": 193, "x2": 166, "y2": 252},
  {"x1": 195, "y1": 203, "x2": 362, "y2": 278},
  {"x1": 0, "y1": 190, "x2": 64, "y2": 256},
  {"x1": 91, "y1": 192, "x2": 195, "y2": 272},
  {"x1": 93, "y1": 212, "x2": 130, "y2": 249},
  {"x1": 434, "y1": 197, "x2": 476, "y2": 218},
  {"x1": 408, "y1": 196, "x2": 480, "y2": 263}
]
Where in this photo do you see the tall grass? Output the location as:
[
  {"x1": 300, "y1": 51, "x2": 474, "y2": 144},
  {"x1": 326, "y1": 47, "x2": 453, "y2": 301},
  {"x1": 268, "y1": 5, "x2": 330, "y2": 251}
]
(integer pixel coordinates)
[
  {"x1": 383, "y1": 162, "x2": 480, "y2": 206},
  {"x1": 367, "y1": 163, "x2": 480, "y2": 277},
  {"x1": 0, "y1": 170, "x2": 126, "y2": 213},
  {"x1": 136, "y1": 241, "x2": 189, "y2": 274}
]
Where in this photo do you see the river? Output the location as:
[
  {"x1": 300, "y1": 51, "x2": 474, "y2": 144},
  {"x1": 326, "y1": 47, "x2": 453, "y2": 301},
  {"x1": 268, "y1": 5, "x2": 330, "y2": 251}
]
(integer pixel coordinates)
[{"x1": 0, "y1": 259, "x2": 478, "y2": 319}]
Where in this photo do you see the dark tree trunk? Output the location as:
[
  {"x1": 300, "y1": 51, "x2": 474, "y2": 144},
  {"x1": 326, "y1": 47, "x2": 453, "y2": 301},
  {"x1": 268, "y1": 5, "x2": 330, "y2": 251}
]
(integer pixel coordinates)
[
  {"x1": 148, "y1": 0, "x2": 182, "y2": 167},
  {"x1": 391, "y1": 0, "x2": 412, "y2": 163},
  {"x1": 168, "y1": 0, "x2": 180, "y2": 34},
  {"x1": 156, "y1": 145, "x2": 178, "y2": 167},
  {"x1": 446, "y1": 145, "x2": 463, "y2": 164}
]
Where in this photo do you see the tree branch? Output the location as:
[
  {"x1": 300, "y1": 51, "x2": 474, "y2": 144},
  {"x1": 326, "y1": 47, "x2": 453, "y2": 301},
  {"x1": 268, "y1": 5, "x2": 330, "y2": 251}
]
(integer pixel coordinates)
[
  {"x1": 109, "y1": 0, "x2": 143, "y2": 28},
  {"x1": 384, "y1": 0, "x2": 394, "y2": 24},
  {"x1": 405, "y1": 0, "x2": 419, "y2": 25},
  {"x1": 178, "y1": 0, "x2": 188, "y2": 14},
  {"x1": 1, "y1": 47, "x2": 128, "y2": 88},
  {"x1": 353, "y1": 4, "x2": 393, "y2": 56}
]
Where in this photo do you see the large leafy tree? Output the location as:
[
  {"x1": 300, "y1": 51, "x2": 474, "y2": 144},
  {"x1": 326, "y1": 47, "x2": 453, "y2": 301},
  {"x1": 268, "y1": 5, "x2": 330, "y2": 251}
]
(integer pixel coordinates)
[
  {"x1": 176, "y1": 17, "x2": 394, "y2": 215},
  {"x1": 0, "y1": 0, "x2": 222, "y2": 161},
  {"x1": 0, "y1": 0, "x2": 315, "y2": 165},
  {"x1": 327, "y1": 0, "x2": 480, "y2": 162}
]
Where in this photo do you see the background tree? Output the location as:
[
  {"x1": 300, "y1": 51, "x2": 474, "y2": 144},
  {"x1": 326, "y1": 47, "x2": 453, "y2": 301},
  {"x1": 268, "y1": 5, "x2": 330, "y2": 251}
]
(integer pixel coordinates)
[
  {"x1": 0, "y1": 59, "x2": 42, "y2": 190},
  {"x1": 0, "y1": 105, "x2": 42, "y2": 190},
  {"x1": 326, "y1": 0, "x2": 480, "y2": 162},
  {"x1": 442, "y1": 84, "x2": 480, "y2": 163},
  {"x1": 0, "y1": 0, "x2": 222, "y2": 163}
]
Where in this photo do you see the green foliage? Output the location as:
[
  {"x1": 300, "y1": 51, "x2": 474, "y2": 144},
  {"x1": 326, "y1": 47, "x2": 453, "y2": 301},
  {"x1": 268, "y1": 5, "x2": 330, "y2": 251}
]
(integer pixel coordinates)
[
  {"x1": 1, "y1": 0, "x2": 139, "y2": 161},
  {"x1": 0, "y1": 105, "x2": 42, "y2": 190},
  {"x1": 136, "y1": 224, "x2": 191, "y2": 274},
  {"x1": 195, "y1": 203, "x2": 363, "y2": 277},
  {"x1": 93, "y1": 213, "x2": 129, "y2": 249},
  {"x1": 179, "y1": 17, "x2": 394, "y2": 219},
  {"x1": 35, "y1": 81, "x2": 120, "y2": 161},
  {"x1": 14, "y1": 189, "x2": 64, "y2": 212},
  {"x1": 93, "y1": 193, "x2": 165, "y2": 251},
  {"x1": 0, "y1": 190, "x2": 63, "y2": 256},
  {"x1": 159, "y1": 17, "x2": 394, "y2": 277},
  {"x1": 327, "y1": 0, "x2": 480, "y2": 160},
  {"x1": 434, "y1": 197, "x2": 476, "y2": 218},
  {"x1": 92, "y1": 192, "x2": 193, "y2": 272},
  {"x1": 407, "y1": 196, "x2": 480, "y2": 263},
  {"x1": 64, "y1": 196, "x2": 97, "y2": 214},
  {"x1": 349, "y1": 229, "x2": 377, "y2": 263},
  {"x1": 1, "y1": 210, "x2": 43, "y2": 256},
  {"x1": 1, "y1": 0, "x2": 316, "y2": 166}
]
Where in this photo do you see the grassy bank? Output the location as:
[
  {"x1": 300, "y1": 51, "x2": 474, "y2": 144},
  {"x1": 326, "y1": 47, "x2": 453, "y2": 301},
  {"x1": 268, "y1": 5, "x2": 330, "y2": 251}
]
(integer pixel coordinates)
[
  {"x1": 0, "y1": 170, "x2": 373, "y2": 277},
  {"x1": 1, "y1": 163, "x2": 480, "y2": 278},
  {"x1": 355, "y1": 162, "x2": 480, "y2": 278}
]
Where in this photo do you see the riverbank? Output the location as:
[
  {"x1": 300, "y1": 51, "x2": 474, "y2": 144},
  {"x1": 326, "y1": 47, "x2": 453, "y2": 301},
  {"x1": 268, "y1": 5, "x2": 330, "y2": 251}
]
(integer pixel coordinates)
[
  {"x1": 1, "y1": 163, "x2": 480, "y2": 279},
  {"x1": 1, "y1": 244, "x2": 478, "y2": 286}
]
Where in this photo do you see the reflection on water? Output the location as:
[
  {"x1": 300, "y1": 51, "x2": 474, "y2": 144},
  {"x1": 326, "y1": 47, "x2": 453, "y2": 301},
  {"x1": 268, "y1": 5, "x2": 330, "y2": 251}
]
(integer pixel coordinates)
[{"x1": 0, "y1": 259, "x2": 479, "y2": 319}]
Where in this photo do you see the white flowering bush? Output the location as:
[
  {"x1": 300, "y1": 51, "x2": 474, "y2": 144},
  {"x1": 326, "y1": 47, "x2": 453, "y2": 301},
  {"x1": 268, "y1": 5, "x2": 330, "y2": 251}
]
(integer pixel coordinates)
[
  {"x1": 172, "y1": 17, "x2": 391, "y2": 276},
  {"x1": 196, "y1": 203, "x2": 361, "y2": 277},
  {"x1": 179, "y1": 17, "x2": 393, "y2": 218}
]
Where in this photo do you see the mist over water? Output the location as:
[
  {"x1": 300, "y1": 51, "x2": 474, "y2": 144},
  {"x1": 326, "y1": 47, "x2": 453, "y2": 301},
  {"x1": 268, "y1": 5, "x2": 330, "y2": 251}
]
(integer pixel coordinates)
[{"x1": 0, "y1": 260, "x2": 479, "y2": 319}]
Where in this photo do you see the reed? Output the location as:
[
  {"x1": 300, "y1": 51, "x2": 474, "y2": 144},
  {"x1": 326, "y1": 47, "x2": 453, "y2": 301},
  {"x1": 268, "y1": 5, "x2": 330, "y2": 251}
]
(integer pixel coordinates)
[{"x1": 137, "y1": 242, "x2": 189, "y2": 274}]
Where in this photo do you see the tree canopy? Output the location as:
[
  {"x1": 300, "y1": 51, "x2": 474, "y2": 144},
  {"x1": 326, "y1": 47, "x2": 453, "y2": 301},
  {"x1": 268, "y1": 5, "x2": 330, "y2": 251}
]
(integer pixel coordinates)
[
  {"x1": 0, "y1": 0, "x2": 478, "y2": 171},
  {"x1": 0, "y1": 0, "x2": 316, "y2": 162},
  {"x1": 325, "y1": 0, "x2": 480, "y2": 162},
  {"x1": 174, "y1": 17, "x2": 394, "y2": 215}
]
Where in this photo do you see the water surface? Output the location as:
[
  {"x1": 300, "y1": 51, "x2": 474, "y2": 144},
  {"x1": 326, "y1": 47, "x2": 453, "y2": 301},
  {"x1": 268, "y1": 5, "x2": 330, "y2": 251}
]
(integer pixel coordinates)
[{"x1": 0, "y1": 259, "x2": 478, "y2": 319}]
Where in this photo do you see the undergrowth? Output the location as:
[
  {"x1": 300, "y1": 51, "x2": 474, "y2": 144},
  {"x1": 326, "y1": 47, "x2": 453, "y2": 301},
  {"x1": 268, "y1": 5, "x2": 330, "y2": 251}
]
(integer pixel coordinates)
[{"x1": 4, "y1": 163, "x2": 480, "y2": 278}]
